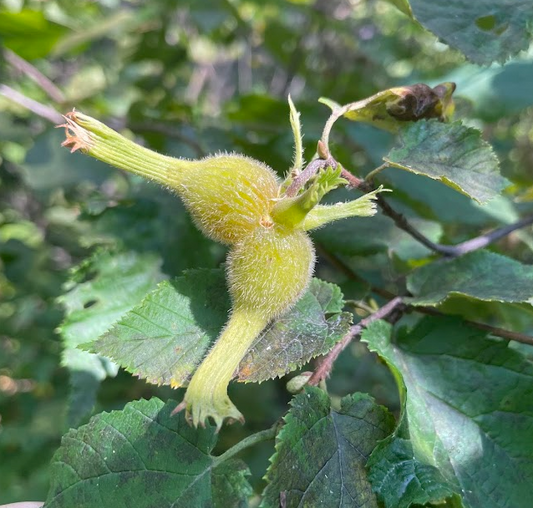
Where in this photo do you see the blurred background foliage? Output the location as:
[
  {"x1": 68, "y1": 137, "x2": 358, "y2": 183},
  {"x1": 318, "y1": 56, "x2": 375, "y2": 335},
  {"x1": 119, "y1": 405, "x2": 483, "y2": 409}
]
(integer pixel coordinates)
[{"x1": 1, "y1": 0, "x2": 533, "y2": 503}]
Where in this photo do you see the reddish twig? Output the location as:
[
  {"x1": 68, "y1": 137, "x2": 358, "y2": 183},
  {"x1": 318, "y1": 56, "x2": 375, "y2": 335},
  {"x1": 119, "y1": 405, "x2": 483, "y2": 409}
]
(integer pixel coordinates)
[{"x1": 308, "y1": 296, "x2": 404, "y2": 385}]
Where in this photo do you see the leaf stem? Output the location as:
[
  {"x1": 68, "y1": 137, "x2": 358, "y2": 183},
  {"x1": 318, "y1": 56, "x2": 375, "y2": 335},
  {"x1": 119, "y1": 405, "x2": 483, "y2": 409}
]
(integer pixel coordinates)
[
  {"x1": 213, "y1": 425, "x2": 278, "y2": 466},
  {"x1": 364, "y1": 163, "x2": 389, "y2": 182}
]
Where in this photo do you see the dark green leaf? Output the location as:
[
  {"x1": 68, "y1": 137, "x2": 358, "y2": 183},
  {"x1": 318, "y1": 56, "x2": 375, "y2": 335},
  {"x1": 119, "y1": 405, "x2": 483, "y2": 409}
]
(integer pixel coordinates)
[
  {"x1": 385, "y1": 120, "x2": 507, "y2": 204},
  {"x1": 362, "y1": 317, "x2": 533, "y2": 508},
  {"x1": 84, "y1": 270, "x2": 352, "y2": 386},
  {"x1": 58, "y1": 250, "x2": 164, "y2": 426},
  {"x1": 21, "y1": 129, "x2": 112, "y2": 197},
  {"x1": 261, "y1": 387, "x2": 395, "y2": 508},
  {"x1": 368, "y1": 423, "x2": 460, "y2": 508},
  {"x1": 409, "y1": 0, "x2": 533, "y2": 65},
  {"x1": 44, "y1": 398, "x2": 252, "y2": 508},
  {"x1": 407, "y1": 250, "x2": 533, "y2": 306},
  {"x1": 313, "y1": 202, "x2": 443, "y2": 260}
]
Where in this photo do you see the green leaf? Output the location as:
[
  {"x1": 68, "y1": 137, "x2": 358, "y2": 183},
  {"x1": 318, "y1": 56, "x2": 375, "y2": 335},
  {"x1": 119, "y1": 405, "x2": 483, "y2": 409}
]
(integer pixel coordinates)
[
  {"x1": 238, "y1": 279, "x2": 352, "y2": 382},
  {"x1": 407, "y1": 250, "x2": 533, "y2": 306},
  {"x1": 44, "y1": 398, "x2": 252, "y2": 508},
  {"x1": 444, "y1": 60, "x2": 533, "y2": 122},
  {"x1": 260, "y1": 387, "x2": 395, "y2": 508},
  {"x1": 384, "y1": 120, "x2": 507, "y2": 204},
  {"x1": 0, "y1": 10, "x2": 68, "y2": 60},
  {"x1": 368, "y1": 417, "x2": 460, "y2": 508},
  {"x1": 409, "y1": 0, "x2": 533, "y2": 65},
  {"x1": 362, "y1": 317, "x2": 533, "y2": 508},
  {"x1": 83, "y1": 270, "x2": 229, "y2": 387},
  {"x1": 384, "y1": 0, "x2": 414, "y2": 18},
  {"x1": 84, "y1": 270, "x2": 352, "y2": 386},
  {"x1": 58, "y1": 250, "x2": 164, "y2": 426},
  {"x1": 313, "y1": 195, "x2": 443, "y2": 260},
  {"x1": 21, "y1": 129, "x2": 112, "y2": 198}
]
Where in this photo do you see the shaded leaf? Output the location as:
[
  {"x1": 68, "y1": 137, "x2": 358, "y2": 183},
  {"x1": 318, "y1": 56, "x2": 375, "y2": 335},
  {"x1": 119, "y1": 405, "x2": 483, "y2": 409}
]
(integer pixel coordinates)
[
  {"x1": 260, "y1": 388, "x2": 395, "y2": 508},
  {"x1": 238, "y1": 279, "x2": 352, "y2": 382},
  {"x1": 58, "y1": 250, "x2": 164, "y2": 426},
  {"x1": 385, "y1": 120, "x2": 507, "y2": 204},
  {"x1": 409, "y1": 0, "x2": 533, "y2": 65},
  {"x1": 313, "y1": 197, "x2": 443, "y2": 260},
  {"x1": 362, "y1": 317, "x2": 533, "y2": 508},
  {"x1": 84, "y1": 270, "x2": 352, "y2": 386},
  {"x1": 21, "y1": 129, "x2": 111, "y2": 197},
  {"x1": 44, "y1": 398, "x2": 252, "y2": 508},
  {"x1": 320, "y1": 82, "x2": 455, "y2": 133},
  {"x1": 407, "y1": 250, "x2": 533, "y2": 306}
]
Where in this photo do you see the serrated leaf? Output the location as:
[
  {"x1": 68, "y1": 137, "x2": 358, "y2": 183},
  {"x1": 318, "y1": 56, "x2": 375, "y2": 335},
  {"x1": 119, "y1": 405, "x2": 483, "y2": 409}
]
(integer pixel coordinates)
[
  {"x1": 84, "y1": 270, "x2": 352, "y2": 386},
  {"x1": 320, "y1": 82, "x2": 455, "y2": 133},
  {"x1": 238, "y1": 279, "x2": 352, "y2": 382},
  {"x1": 407, "y1": 250, "x2": 533, "y2": 307},
  {"x1": 43, "y1": 398, "x2": 252, "y2": 508},
  {"x1": 260, "y1": 388, "x2": 395, "y2": 508},
  {"x1": 409, "y1": 0, "x2": 533, "y2": 65},
  {"x1": 368, "y1": 420, "x2": 460, "y2": 508},
  {"x1": 58, "y1": 250, "x2": 164, "y2": 426},
  {"x1": 384, "y1": 120, "x2": 507, "y2": 204},
  {"x1": 83, "y1": 270, "x2": 229, "y2": 387},
  {"x1": 362, "y1": 317, "x2": 533, "y2": 508}
]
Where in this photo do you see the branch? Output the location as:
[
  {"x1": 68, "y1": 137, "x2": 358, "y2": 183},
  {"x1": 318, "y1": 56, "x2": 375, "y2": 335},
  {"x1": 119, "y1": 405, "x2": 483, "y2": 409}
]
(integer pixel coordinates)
[
  {"x1": 4, "y1": 48, "x2": 65, "y2": 103},
  {"x1": 410, "y1": 306, "x2": 533, "y2": 347},
  {"x1": 340, "y1": 167, "x2": 533, "y2": 258},
  {"x1": 446, "y1": 214, "x2": 533, "y2": 256},
  {"x1": 320, "y1": 249, "x2": 533, "y2": 347},
  {"x1": 308, "y1": 297, "x2": 404, "y2": 385},
  {"x1": 0, "y1": 84, "x2": 64, "y2": 123}
]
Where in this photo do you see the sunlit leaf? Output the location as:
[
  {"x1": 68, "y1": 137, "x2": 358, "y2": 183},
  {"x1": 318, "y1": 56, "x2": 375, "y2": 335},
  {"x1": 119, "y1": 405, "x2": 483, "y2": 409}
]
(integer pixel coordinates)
[
  {"x1": 363, "y1": 317, "x2": 533, "y2": 508},
  {"x1": 320, "y1": 82, "x2": 455, "y2": 133},
  {"x1": 385, "y1": 120, "x2": 507, "y2": 203},
  {"x1": 84, "y1": 270, "x2": 352, "y2": 386},
  {"x1": 57, "y1": 250, "x2": 164, "y2": 426}
]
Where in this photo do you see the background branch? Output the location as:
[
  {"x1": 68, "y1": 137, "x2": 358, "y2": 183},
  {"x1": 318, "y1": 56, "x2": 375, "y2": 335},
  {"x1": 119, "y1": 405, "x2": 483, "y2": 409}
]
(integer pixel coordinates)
[
  {"x1": 0, "y1": 84, "x2": 64, "y2": 124},
  {"x1": 4, "y1": 48, "x2": 65, "y2": 103},
  {"x1": 340, "y1": 167, "x2": 533, "y2": 257}
]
